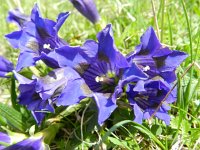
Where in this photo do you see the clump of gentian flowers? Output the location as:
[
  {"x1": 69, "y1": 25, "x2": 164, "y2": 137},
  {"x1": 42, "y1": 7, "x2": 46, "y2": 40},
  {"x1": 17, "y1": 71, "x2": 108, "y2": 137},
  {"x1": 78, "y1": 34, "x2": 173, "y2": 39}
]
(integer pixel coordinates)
[{"x1": 0, "y1": 2, "x2": 187, "y2": 149}]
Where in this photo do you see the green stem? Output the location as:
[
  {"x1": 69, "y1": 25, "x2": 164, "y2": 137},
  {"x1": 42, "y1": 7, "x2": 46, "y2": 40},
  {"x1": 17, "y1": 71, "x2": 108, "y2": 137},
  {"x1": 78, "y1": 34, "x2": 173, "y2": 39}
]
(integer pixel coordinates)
[
  {"x1": 11, "y1": 74, "x2": 20, "y2": 111},
  {"x1": 181, "y1": 0, "x2": 193, "y2": 120},
  {"x1": 167, "y1": 12, "x2": 173, "y2": 46},
  {"x1": 161, "y1": 0, "x2": 165, "y2": 42},
  {"x1": 180, "y1": 0, "x2": 193, "y2": 61},
  {"x1": 151, "y1": 0, "x2": 160, "y2": 39}
]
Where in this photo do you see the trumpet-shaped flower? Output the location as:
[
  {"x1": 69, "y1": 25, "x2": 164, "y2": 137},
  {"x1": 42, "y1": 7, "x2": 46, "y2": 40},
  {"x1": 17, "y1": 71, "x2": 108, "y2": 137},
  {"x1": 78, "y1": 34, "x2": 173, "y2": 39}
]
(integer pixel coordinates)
[
  {"x1": 70, "y1": 0, "x2": 100, "y2": 24},
  {"x1": 127, "y1": 78, "x2": 176, "y2": 125},
  {"x1": 14, "y1": 67, "x2": 91, "y2": 124},
  {"x1": 5, "y1": 4, "x2": 69, "y2": 71},
  {"x1": 126, "y1": 27, "x2": 188, "y2": 83},
  {"x1": 56, "y1": 24, "x2": 147, "y2": 125}
]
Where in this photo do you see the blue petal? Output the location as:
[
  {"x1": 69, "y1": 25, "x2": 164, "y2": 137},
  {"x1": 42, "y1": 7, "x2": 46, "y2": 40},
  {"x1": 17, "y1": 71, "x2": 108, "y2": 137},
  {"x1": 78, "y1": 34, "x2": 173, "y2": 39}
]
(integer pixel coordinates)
[
  {"x1": 133, "y1": 80, "x2": 146, "y2": 92},
  {"x1": 143, "y1": 108, "x2": 171, "y2": 125},
  {"x1": 55, "y1": 67, "x2": 92, "y2": 106},
  {"x1": 16, "y1": 50, "x2": 38, "y2": 72},
  {"x1": 0, "y1": 132, "x2": 11, "y2": 144},
  {"x1": 81, "y1": 40, "x2": 98, "y2": 58},
  {"x1": 7, "y1": 9, "x2": 29, "y2": 28},
  {"x1": 4, "y1": 137, "x2": 45, "y2": 150},
  {"x1": 0, "y1": 56, "x2": 14, "y2": 78},
  {"x1": 5, "y1": 31, "x2": 22, "y2": 49},
  {"x1": 97, "y1": 24, "x2": 129, "y2": 68},
  {"x1": 13, "y1": 71, "x2": 34, "y2": 84},
  {"x1": 158, "y1": 50, "x2": 188, "y2": 72},
  {"x1": 139, "y1": 26, "x2": 161, "y2": 54},
  {"x1": 160, "y1": 70, "x2": 177, "y2": 83},
  {"x1": 93, "y1": 93, "x2": 117, "y2": 125},
  {"x1": 40, "y1": 51, "x2": 59, "y2": 68},
  {"x1": 133, "y1": 102, "x2": 144, "y2": 124},
  {"x1": 152, "y1": 47, "x2": 172, "y2": 57},
  {"x1": 56, "y1": 79, "x2": 91, "y2": 106},
  {"x1": 56, "y1": 41, "x2": 97, "y2": 68},
  {"x1": 55, "y1": 12, "x2": 70, "y2": 32},
  {"x1": 30, "y1": 100, "x2": 54, "y2": 125},
  {"x1": 128, "y1": 98, "x2": 143, "y2": 124},
  {"x1": 122, "y1": 63, "x2": 148, "y2": 82},
  {"x1": 30, "y1": 4, "x2": 41, "y2": 22},
  {"x1": 56, "y1": 45, "x2": 86, "y2": 68}
]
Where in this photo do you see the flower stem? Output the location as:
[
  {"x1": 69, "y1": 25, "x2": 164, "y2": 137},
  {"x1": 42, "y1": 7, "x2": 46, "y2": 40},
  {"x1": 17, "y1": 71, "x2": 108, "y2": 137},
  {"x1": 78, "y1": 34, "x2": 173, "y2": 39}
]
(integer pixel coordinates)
[{"x1": 151, "y1": 0, "x2": 160, "y2": 39}]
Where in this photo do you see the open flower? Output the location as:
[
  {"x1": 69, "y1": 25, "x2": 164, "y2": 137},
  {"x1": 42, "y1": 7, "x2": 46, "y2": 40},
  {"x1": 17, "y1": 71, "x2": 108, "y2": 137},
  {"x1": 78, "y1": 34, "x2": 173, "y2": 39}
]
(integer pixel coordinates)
[
  {"x1": 7, "y1": 9, "x2": 29, "y2": 28},
  {"x1": 127, "y1": 78, "x2": 176, "y2": 125},
  {"x1": 5, "y1": 4, "x2": 70, "y2": 71},
  {"x1": 14, "y1": 67, "x2": 91, "y2": 124},
  {"x1": 56, "y1": 24, "x2": 147, "y2": 125},
  {"x1": 13, "y1": 71, "x2": 54, "y2": 124},
  {"x1": 70, "y1": 0, "x2": 100, "y2": 24},
  {"x1": 126, "y1": 27, "x2": 188, "y2": 83},
  {"x1": 0, "y1": 56, "x2": 14, "y2": 78}
]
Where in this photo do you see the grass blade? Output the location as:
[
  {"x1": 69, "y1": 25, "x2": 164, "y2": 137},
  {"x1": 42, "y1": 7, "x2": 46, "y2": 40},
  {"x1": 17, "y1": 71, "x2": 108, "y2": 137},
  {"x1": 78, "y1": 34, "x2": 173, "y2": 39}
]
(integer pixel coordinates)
[
  {"x1": 0, "y1": 102, "x2": 26, "y2": 132},
  {"x1": 101, "y1": 120, "x2": 165, "y2": 149}
]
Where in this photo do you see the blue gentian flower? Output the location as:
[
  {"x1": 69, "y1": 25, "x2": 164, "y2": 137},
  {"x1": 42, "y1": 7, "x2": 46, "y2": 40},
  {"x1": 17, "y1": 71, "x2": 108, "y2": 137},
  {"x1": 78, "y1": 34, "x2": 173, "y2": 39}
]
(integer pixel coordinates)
[
  {"x1": 13, "y1": 70, "x2": 54, "y2": 124},
  {"x1": 7, "y1": 9, "x2": 29, "y2": 28},
  {"x1": 70, "y1": 0, "x2": 100, "y2": 24},
  {"x1": 56, "y1": 24, "x2": 147, "y2": 125},
  {"x1": 13, "y1": 67, "x2": 91, "y2": 124},
  {"x1": 127, "y1": 78, "x2": 176, "y2": 125},
  {"x1": 5, "y1": 4, "x2": 70, "y2": 71},
  {"x1": 0, "y1": 56, "x2": 14, "y2": 78},
  {"x1": 126, "y1": 27, "x2": 188, "y2": 83}
]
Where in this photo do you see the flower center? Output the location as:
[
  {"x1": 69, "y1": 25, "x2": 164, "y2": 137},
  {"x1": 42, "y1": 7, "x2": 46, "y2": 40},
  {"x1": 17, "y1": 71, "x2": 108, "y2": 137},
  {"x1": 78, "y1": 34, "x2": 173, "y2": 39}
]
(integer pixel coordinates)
[
  {"x1": 82, "y1": 61, "x2": 119, "y2": 93},
  {"x1": 95, "y1": 76, "x2": 115, "y2": 84}
]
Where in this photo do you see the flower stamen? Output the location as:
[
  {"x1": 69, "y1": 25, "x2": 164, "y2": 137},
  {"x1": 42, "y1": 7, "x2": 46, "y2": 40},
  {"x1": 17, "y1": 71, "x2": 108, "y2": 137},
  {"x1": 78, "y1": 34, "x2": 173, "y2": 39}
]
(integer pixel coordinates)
[
  {"x1": 143, "y1": 65, "x2": 150, "y2": 71},
  {"x1": 43, "y1": 43, "x2": 52, "y2": 50}
]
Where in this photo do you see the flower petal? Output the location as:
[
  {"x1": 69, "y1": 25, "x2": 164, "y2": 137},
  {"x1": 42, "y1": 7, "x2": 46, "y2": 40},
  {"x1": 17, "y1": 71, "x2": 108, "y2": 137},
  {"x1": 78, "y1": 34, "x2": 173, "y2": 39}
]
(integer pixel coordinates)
[
  {"x1": 97, "y1": 24, "x2": 129, "y2": 68},
  {"x1": 4, "y1": 137, "x2": 45, "y2": 150},
  {"x1": 5, "y1": 31, "x2": 23, "y2": 49},
  {"x1": 16, "y1": 50, "x2": 38, "y2": 72},
  {"x1": 158, "y1": 50, "x2": 188, "y2": 72},
  {"x1": 139, "y1": 26, "x2": 161, "y2": 54},
  {"x1": 93, "y1": 93, "x2": 117, "y2": 125},
  {"x1": 55, "y1": 12, "x2": 70, "y2": 32},
  {"x1": 0, "y1": 56, "x2": 14, "y2": 78},
  {"x1": 7, "y1": 9, "x2": 29, "y2": 28}
]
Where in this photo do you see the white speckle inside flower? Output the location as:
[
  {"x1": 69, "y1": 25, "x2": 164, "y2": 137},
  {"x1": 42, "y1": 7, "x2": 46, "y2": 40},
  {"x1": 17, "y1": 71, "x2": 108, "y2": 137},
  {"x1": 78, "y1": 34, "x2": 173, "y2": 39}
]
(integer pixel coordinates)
[
  {"x1": 95, "y1": 76, "x2": 104, "y2": 82},
  {"x1": 143, "y1": 65, "x2": 150, "y2": 71},
  {"x1": 43, "y1": 43, "x2": 52, "y2": 50}
]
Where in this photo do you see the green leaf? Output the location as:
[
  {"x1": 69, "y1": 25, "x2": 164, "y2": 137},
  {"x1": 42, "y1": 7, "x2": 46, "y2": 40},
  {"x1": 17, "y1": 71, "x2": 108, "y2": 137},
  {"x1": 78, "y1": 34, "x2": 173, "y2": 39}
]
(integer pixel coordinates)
[
  {"x1": 0, "y1": 102, "x2": 26, "y2": 131},
  {"x1": 151, "y1": 124, "x2": 163, "y2": 136},
  {"x1": 10, "y1": 75, "x2": 20, "y2": 111},
  {"x1": 108, "y1": 136, "x2": 130, "y2": 150},
  {"x1": 102, "y1": 120, "x2": 165, "y2": 149}
]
